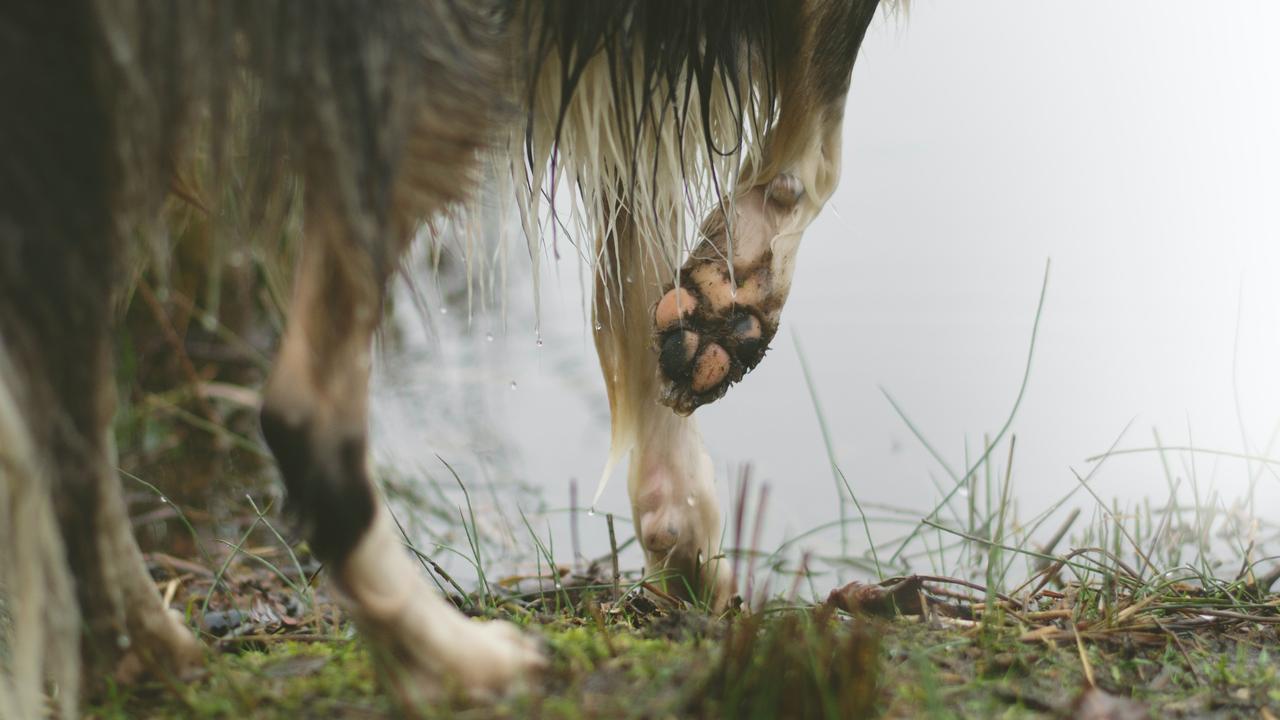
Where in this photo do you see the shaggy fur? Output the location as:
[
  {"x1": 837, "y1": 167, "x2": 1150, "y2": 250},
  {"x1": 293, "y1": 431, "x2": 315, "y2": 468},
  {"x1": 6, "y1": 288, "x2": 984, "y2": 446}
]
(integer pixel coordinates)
[{"x1": 0, "y1": 1, "x2": 889, "y2": 715}]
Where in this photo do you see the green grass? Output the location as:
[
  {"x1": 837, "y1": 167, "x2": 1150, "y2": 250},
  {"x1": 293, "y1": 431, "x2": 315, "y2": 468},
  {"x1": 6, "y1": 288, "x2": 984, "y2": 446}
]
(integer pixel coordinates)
[
  {"x1": 85, "y1": 584, "x2": 1280, "y2": 719},
  {"x1": 96, "y1": 251, "x2": 1280, "y2": 718}
]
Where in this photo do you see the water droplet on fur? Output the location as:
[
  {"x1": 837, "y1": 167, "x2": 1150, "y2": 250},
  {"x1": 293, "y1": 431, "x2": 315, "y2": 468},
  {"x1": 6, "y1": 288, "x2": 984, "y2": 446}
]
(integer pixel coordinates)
[
  {"x1": 485, "y1": 332, "x2": 494, "y2": 342},
  {"x1": 440, "y1": 306, "x2": 448, "y2": 315},
  {"x1": 510, "y1": 381, "x2": 518, "y2": 390},
  {"x1": 625, "y1": 275, "x2": 633, "y2": 283},
  {"x1": 594, "y1": 323, "x2": 602, "y2": 332}
]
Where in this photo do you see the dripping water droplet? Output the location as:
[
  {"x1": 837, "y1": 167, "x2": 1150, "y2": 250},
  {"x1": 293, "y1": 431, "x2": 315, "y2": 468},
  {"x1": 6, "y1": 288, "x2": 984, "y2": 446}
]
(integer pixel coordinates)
[
  {"x1": 535, "y1": 337, "x2": 544, "y2": 348},
  {"x1": 485, "y1": 332, "x2": 494, "y2": 342},
  {"x1": 510, "y1": 381, "x2": 518, "y2": 390},
  {"x1": 586, "y1": 507, "x2": 596, "y2": 517}
]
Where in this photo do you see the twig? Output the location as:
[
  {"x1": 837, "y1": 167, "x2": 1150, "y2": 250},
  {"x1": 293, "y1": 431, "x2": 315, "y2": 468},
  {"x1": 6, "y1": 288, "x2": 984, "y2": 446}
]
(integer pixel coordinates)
[
  {"x1": 1152, "y1": 616, "x2": 1204, "y2": 684},
  {"x1": 570, "y1": 478, "x2": 582, "y2": 569},
  {"x1": 607, "y1": 513, "x2": 621, "y2": 599},
  {"x1": 1073, "y1": 624, "x2": 1096, "y2": 687}
]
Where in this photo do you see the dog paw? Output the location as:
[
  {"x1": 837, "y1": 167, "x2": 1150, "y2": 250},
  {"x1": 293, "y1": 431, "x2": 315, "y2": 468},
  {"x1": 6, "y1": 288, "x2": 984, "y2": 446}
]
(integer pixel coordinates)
[
  {"x1": 446, "y1": 618, "x2": 546, "y2": 698},
  {"x1": 114, "y1": 608, "x2": 204, "y2": 685},
  {"x1": 652, "y1": 279, "x2": 772, "y2": 414},
  {"x1": 381, "y1": 613, "x2": 546, "y2": 711},
  {"x1": 653, "y1": 174, "x2": 804, "y2": 414}
]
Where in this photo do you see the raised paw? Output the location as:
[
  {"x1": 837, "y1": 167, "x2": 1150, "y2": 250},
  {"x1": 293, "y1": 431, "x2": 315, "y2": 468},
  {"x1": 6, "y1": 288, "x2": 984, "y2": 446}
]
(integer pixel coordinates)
[
  {"x1": 653, "y1": 283, "x2": 772, "y2": 413},
  {"x1": 652, "y1": 174, "x2": 806, "y2": 414}
]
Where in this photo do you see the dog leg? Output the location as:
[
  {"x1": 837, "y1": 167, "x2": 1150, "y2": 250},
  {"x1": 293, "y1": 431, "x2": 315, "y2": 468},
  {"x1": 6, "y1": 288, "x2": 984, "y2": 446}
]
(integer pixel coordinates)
[
  {"x1": 654, "y1": 0, "x2": 884, "y2": 413},
  {"x1": 0, "y1": 2, "x2": 207, "y2": 698},
  {"x1": 596, "y1": 209, "x2": 732, "y2": 609},
  {"x1": 260, "y1": 208, "x2": 542, "y2": 707},
  {"x1": 0, "y1": 249, "x2": 204, "y2": 701}
]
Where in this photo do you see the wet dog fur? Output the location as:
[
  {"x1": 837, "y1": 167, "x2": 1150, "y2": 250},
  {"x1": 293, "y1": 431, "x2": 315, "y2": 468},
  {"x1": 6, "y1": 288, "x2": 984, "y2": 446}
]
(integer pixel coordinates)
[{"x1": 0, "y1": 0, "x2": 887, "y2": 715}]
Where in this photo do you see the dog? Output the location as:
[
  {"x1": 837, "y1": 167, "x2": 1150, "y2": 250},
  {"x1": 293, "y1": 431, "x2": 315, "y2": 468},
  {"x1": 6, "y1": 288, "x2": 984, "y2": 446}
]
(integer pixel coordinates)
[{"x1": 0, "y1": 0, "x2": 887, "y2": 715}]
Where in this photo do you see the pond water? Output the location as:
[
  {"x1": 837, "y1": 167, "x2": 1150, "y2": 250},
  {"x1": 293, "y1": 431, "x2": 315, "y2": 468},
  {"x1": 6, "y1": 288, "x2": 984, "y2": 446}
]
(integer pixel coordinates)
[{"x1": 370, "y1": 2, "x2": 1280, "y2": 587}]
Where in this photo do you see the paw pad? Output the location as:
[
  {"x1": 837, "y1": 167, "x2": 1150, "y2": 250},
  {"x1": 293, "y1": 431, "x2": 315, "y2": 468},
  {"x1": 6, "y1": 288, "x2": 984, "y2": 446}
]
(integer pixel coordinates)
[{"x1": 652, "y1": 279, "x2": 773, "y2": 414}]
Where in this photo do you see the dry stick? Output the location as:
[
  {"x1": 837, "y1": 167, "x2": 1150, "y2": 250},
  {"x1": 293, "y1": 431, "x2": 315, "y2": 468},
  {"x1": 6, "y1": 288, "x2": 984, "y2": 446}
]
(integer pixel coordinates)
[
  {"x1": 1038, "y1": 508, "x2": 1080, "y2": 560},
  {"x1": 1234, "y1": 540, "x2": 1257, "y2": 585},
  {"x1": 787, "y1": 553, "x2": 812, "y2": 603},
  {"x1": 639, "y1": 581, "x2": 684, "y2": 608},
  {"x1": 1176, "y1": 607, "x2": 1280, "y2": 624},
  {"x1": 1020, "y1": 563, "x2": 1065, "y2": 608},
  {"x1": 915, "y1": 574, "x2": 1019, "y2": 607},
  {"x1": 1151, "y1": 616, "x2": 1205, "y2": 685},
  {"x1": 728, "y1": 468, "x2": 751, "y2": 603},
  {"x1": 607, "y1": 513, "x2": 621, "y2": 599},
  {"x1": 1073, "y1": 624, "x2": 1096, "y2": 687},
  {"x1": 746, "y1": 483, "x2": 770, "y2": 609},
  {"x1": 1016, "y1": 508, "x2": 1081, "y2": 598},
  {"x1": 569, "y1": 478, "x2": 582, "y2": 570}
]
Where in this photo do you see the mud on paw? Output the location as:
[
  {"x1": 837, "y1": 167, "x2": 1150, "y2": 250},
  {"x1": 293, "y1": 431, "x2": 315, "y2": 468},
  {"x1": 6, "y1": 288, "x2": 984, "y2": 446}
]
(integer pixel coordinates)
[
  {"x1": 652, "y1": 259, "x2": 776, "y2": 414},
  {"x1": 651, "y1": 174, "x2": 807, "y2": 414}
]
